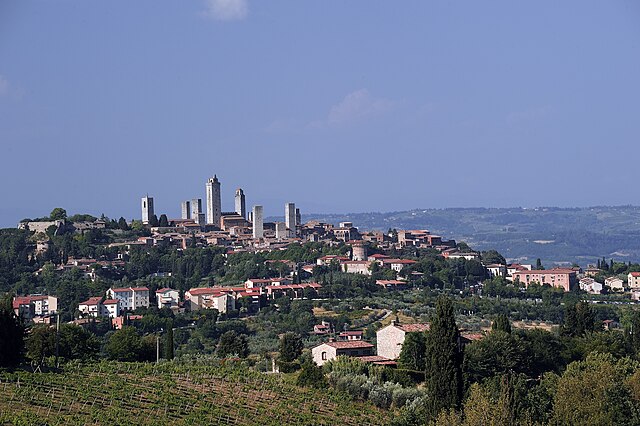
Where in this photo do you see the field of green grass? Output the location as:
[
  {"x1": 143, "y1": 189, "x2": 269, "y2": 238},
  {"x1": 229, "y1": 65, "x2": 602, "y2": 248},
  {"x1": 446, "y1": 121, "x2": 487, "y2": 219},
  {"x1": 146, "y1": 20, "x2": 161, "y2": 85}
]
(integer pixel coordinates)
[{"x1": 0, "y1": 360, "x2": 391, "y2": 425}]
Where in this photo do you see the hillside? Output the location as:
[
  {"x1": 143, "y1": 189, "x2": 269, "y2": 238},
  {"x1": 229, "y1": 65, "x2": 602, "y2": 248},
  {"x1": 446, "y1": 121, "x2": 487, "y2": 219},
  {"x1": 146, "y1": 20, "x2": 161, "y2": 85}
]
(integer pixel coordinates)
[
  {"x1": 0, "y1": 360, "x2": 390, "y2": 426},
  {"x1": 303, "y1": 205, "x2": 640, "y2": 266}
]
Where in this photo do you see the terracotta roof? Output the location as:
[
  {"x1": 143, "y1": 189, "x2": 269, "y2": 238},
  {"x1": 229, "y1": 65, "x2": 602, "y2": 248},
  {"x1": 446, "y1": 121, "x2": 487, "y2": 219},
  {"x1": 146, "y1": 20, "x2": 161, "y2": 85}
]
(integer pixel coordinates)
[
  {"x1": 340, "y1": 331, "x2": 363, "y2": 336},
  {"x1": 325, "y1": 341, "x2": 374, "y2": 349},
  {"x1": 630, "y1": 272, "x2": 640, "y2": 277},
  {"x1": 103, "y1": 299, "x2": 119, "y2": 305},
  {"x1": 357, "y1": 355, "x2": 391, "y2": 363},
  {"x1": 187, "y1": 287, "x2": 220, "y2": 296},
  {"x1": 512, "y1": 269, "x2": 575, "y2": 275},
  {"x1": 382, "y1": 258, "x2": 417, "y2": 264},
  {"x1": 398, "y1": 323, "x2": 430, "y2": 333},
  {"x1": 368, "y1": 254, "x2": 390, "y2": 259},
  {"x1": 79, "y1": 297, "x2": 102, "y2": 306},
  {"x1": 155, "y1": 288, "x2": 175, "y2": 293}
]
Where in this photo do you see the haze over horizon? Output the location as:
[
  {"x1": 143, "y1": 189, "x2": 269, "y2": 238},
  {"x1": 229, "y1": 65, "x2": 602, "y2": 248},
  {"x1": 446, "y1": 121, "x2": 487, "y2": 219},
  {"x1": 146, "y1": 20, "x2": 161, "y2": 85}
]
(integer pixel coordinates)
[{"x1": 1, "y1": 1, "x2": 639, "y2": 227}]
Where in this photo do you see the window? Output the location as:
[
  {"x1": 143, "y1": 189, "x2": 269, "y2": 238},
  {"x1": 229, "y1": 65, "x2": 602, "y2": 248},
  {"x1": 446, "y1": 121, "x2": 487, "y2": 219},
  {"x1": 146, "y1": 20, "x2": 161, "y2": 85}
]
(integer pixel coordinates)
[{"x1": 321, "y1": 352, "x2": 327, "y2": 360}]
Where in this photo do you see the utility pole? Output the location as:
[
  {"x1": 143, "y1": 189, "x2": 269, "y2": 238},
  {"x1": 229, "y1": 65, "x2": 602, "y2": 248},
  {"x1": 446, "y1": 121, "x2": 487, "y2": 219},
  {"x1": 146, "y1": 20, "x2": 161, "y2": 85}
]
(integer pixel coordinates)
[
  {"x1": 55, "y1": 313, "x2": 60, "y2": 367},
  {"x1": 156, "y1": 334, "x2": 160, "y2": 364}
]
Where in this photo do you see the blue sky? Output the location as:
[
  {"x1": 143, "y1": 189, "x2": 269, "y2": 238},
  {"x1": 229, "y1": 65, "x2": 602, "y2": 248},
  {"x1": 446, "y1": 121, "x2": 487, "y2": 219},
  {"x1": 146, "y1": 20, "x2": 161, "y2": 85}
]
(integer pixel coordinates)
[{"x1": 0, "y1": 0, "x2": 639, "y2": 226}]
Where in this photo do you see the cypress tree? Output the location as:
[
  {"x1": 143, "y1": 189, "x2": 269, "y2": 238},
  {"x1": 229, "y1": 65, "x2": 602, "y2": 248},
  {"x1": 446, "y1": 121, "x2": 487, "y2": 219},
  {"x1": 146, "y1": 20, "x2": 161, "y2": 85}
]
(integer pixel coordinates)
[
  {"x1": 424, "y1": 295, "x2": 463, "y2": 419},
  {"x1": 164, "y1": 320, "x2": 174, "y2": 360},
  {"x1": 492, "y1": 313, "x2": 512, "y2": 334}
]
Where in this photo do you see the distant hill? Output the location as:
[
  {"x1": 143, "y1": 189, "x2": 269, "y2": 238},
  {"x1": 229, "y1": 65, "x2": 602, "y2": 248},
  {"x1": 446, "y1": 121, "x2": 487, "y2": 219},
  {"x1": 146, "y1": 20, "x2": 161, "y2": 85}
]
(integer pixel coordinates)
[
  {"x1": 302, "y1": 206, "x2": 640, "y2": 266},
  {"x1": 0, "y1": 361, "x2": 389, "y2": 426}
]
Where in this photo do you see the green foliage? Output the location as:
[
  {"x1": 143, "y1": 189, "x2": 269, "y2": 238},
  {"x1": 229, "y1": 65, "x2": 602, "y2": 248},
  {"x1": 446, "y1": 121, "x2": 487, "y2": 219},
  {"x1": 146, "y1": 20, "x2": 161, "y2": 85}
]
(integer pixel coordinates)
[
  {"x1": 563, "y1": 301, "x2": 600, "y2": 337},
  {"x1": 424, "y1": 296, "x2": 463, "y2": 418},
  {"x1": 216, "y1": 330, "x2": 249, "y2": 358},
  {"x1": 297, "y1": 360, "x2": 327, "y2": 388},
  {"x1": 491, "y1": 313, "x2": 511, "y2": 334},
  {"x1": 398, "y1": 331, "x2": 426, "y2": 371},
  {"x1": 25, "y1": 325, "x2": 56, "y2": 366},
  {"x1": 552, "y1": 352, "x2": 640, "y2": 425},
  {"x1": 164, "y1": 320, "x2": 174, "y2": 360},
  {"x1": 0, "y1": 308, "x2": 25, "y2": 368},
  {"x1": 105, "y1": 326, "x2": 152, "y2": 362},
  {"x1": 58, "y1": 323, "x2": 100, "y2": 360},
  {"x1": 278, "y1": 332, "x2": 303, "y2": 363},
  {"x1": 49, "y1": 208, "x2": 67, "y2": 221},
  {"x1": 463, "y1": 331, "x2": 529, "y2": 385}
]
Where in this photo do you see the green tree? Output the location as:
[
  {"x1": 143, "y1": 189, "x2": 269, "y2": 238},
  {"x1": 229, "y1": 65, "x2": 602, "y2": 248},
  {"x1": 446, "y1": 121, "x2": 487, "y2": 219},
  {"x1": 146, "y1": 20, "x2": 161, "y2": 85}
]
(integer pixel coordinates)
[
  {"x1": 491, "y1": 314, "x2": 512, "y2": 334},
  {"x1": 424, "y1": 296, "x2": 463, "y2": 418},
  {"x1": 398, "y1": 331, "x2": 426, "y2": 371},
  {"x1": 58, "y1": 324, "x2": 99, "y2": 360},
  {"x1": 464, "y1": 331, "x2": 529, "y2": 384},
  {"x1": 50, "y1": 207, "x2": 67, "y2": 221},
  {"x1": 159, "y1": 214, "x2": 169, "y2": 227},
  {"x1": 279, "y1": 332, "x2": 303, "y2": 363},
  {"x1": 552, "y1": 352, "x2": 640, "y2": 425},
  {"x1": 297, "y1": 360, "x2": 327, "y2": 389},
  {"x1": 216, "y1": 330, "x2": 249, "y2": 358},
  {"x1": 0, "y1": 308, "x2": 25, "y2": 368},
  {"x1": 149, "y1": 214, "x2": 159, "y2": 227},
  {"x1": 117, "y1": 217, "x2": 129, "y2": 230},
  {"x1": 563, "y1": 301, "x2": 598, "y2": 337},
  {"x1": 535, "y1": 258, "x2": 544, "y2": 270},
  {"x1": 105, "y1": 326, "x2": 143, "y2": 361},
  {"x1": 25, "y1": 325, "x2": 56, "y2": 367},
  {"x1": 164, "y1": 320, "x2": 174, "y2": 360}
]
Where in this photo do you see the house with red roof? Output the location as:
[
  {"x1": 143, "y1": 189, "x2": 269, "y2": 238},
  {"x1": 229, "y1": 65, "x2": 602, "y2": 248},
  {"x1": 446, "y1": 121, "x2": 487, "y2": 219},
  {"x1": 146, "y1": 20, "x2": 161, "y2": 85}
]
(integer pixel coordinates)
[
  {"x1": 156, "y1": 288, "x2": 180, "y2": 309},
  {"x1": 106, "y1": 286, "x2": 150, "y2": 311},
  {"x1": 628, "y1": 272, "x2": 640, "y2": 290},
  {"x1": 185, "y1": 287, "x2": 235, "y2": 313},
  {"x1": 311, "y1": 340, "x2": 375, "y2": 366},
  {"x1": 376, "y1": 280, "x2": 409, "y2": 290},
  {"x1": 381, "y1": 258, "x2": 418, "y2": 272},
  {"x1": 12, "y1": 295, "x2": 58, "y2": 320}
]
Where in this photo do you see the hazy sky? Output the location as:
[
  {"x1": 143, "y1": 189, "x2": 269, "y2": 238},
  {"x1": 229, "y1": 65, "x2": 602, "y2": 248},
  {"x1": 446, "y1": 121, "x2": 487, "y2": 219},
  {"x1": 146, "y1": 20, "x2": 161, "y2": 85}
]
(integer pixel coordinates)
[{"x1": 1, "y1": 0, "x2": 639, "y2": 227}]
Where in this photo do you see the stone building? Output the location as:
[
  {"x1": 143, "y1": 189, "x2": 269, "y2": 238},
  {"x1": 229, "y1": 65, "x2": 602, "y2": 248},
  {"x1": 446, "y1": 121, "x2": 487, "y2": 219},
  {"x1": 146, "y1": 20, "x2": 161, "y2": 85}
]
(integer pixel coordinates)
[{"x1": 376, "y1": 322, "x2": 430, "y2": 360}]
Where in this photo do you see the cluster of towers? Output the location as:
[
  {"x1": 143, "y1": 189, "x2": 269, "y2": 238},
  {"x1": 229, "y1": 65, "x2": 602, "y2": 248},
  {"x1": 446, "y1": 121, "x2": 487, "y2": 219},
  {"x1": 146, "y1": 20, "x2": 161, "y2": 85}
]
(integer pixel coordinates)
[{"x1": 141, "y1": 175, "x2": 300, "y2": 240}]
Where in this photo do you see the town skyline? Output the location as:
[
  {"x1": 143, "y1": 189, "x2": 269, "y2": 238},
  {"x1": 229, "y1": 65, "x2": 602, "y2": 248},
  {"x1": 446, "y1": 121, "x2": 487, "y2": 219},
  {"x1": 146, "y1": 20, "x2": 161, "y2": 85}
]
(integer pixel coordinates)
[{"x1": 1, "y1": 1, "x2": 639, "y2": 227}]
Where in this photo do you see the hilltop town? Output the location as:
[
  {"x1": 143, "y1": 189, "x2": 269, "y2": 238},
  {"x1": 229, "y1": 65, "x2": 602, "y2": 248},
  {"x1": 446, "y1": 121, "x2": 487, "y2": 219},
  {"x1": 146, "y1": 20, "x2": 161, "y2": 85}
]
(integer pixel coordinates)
[{"x1": 4, "y1": 175, "x2": 640, "y2": 425}]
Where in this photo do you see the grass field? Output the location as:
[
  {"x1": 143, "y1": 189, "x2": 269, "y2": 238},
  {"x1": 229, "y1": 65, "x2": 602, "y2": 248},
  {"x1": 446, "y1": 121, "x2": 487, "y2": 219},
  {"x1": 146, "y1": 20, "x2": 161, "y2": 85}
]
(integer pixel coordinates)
[{"x1": 0, "y1": 359, "x2": 391, "y2": 426}]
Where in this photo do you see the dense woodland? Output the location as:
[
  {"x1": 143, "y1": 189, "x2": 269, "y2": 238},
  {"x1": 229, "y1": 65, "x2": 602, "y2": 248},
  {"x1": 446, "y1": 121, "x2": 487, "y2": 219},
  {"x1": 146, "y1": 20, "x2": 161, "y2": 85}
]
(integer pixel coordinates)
[{"x1": 3, "y1": 212, "x2": 640, "y2": 424}]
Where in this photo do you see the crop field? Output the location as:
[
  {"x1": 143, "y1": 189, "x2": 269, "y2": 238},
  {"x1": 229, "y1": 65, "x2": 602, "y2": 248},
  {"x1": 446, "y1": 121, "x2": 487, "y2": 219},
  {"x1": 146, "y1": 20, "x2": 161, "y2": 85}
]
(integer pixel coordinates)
[{"x1": 0, "y1": 361, "x2": 390, "y2": 425}]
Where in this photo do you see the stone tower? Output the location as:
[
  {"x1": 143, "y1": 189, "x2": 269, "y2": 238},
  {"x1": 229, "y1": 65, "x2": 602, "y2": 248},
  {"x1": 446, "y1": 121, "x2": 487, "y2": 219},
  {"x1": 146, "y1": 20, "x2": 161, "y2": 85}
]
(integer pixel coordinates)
[
  {"x1": 285, "y1": 202, "x2": 296, "y2": 237},
  {"x1": 141, "y1": 196, "x2": 154, "y2": 224},
  {"x1": 252, "y1": 205, "x2": 263, "y2": 239},
  {"x1": 235, "y1": 188, "x2": 246, "y2": 219},
  {"x1": 206, "y1": 175, "x2": 221, "y2": 227}
]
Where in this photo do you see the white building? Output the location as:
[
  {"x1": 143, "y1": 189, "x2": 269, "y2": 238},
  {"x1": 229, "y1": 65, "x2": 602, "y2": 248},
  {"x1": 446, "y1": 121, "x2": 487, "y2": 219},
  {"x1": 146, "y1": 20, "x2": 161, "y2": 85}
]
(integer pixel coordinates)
[
  {"x1": 13, "y1": 295, "x2": 58, "y2": 320},
  {"x1": 141, "y1": 196, "x2": 154, "y2": 224},
  {"x1": 579, "y1": 277, "x2": 603, "y2": 294},
  {"x1": 106, "y1": 286, "x2": 150, "y2": 311},
  {"x1": 629, "y1": 272, "x2": 640, "y2": 290},
  {"x1": 311, "y1": 340, "x2": 374, "y2": 366},
  {"x1": 156, "y1": 288, "x2": 180, "y2": 309},
  {"x1": 252, "y1": 205, "x2": 264, "y2": 239},
  {"x1": 341, "y1": 261, "x2": 372, "y2": 275},
  {"x1": 285, "y1": 202, "x2": 296, "y2": 237},
  {"x1": 605, "y1": 276, "x2": 625, "y2": 291},
  {"x1": 78, "y1": 297, "x2": 103, "y2": 318},
  {"x1": 376, "y1": 322, "x2": 430, "y2": 361},
  {"x1": 185, "y1": 288, "x2": 235, "y2": 313}
]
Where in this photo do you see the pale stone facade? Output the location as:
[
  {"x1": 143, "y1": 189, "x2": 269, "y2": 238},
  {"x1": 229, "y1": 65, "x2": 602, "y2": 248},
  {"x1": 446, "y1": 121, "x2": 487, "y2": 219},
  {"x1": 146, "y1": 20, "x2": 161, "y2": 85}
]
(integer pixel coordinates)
[{"x1": 376, "y1": 323, "x2": 430, "y2": 360}]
